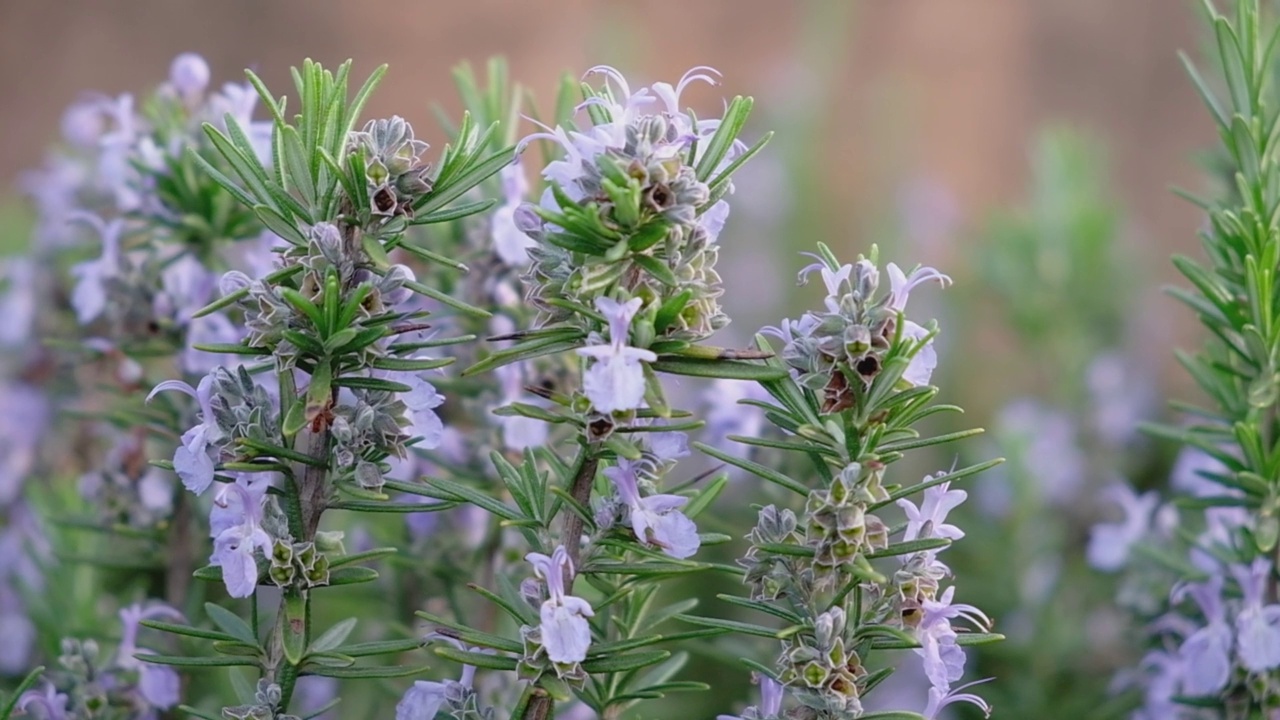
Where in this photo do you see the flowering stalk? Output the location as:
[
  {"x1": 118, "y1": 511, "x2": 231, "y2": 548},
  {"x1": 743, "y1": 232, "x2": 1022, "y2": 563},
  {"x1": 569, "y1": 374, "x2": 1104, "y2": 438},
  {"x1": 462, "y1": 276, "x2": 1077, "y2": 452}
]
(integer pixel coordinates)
[
  {"x1": 699, "y1": 244, "x2": 1003, "y2": 719},
  {"x1": 409, "y1": 66, "x2": 777, "y2": 719},
  {"x1": 135, "y1": 58, "x2": 512, "y2": 717},
  {"x1": 1102, "y1": 1, "x2": 1280, "y2": 715}
]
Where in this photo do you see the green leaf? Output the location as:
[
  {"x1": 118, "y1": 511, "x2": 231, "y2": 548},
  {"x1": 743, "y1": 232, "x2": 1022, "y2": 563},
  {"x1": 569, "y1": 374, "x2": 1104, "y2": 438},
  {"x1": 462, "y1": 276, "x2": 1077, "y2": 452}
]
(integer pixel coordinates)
[
  {"x1": 651, "y1": 357, "x2": 787, "y2": 381},
  {"x1": 254, "y1": 204, "x2": 306, "y2": 245},
  {"x1": 632, "y1": 253, "x2": 679, "y2": 287},
  {"x1": 424, "y1": 477, "x2": 523, "y2": 521},
  {"x1": 305, "y1": 664, "x2": 429, "y2": 679},
  {"x1": 681, "y1": 474, "x2": 727, "y2": 519},
  {"x1": 866, "y1": 538, "x2": 951, "y2": 560},
  {"x1": 282, "y1": 593, "x2": 307, "y2": 665},
  {"x1": 135, "y1": 654, "x2": 260, "y2": 668},
  {"x1": 177, "y1": 706, "x2": 225, "y2": 720},
  {"x1": 434, "y1": 645, "x2": 519, "y2": 671},
  {"x1": 694, "y1": 442, "x2": 808, "y2": 496},
  {"x1": 140, "y1": 620, "x2": 238, "y2": 643},
  {"x1": 325, "y1": 567, "x2": 380, "y2": 586},
  {"x1": 674, "y1": 614, "x2": 785, "y2": 639},
  {"x1": 581, "y1": 650, "x2": 671, "y2": 674},
  {"x1": 332, "y1": 638, "x2": 423, "y2": 658},
  {"x1": 328, "y1": 547, "x2": 397, "y2": 569},
  {"x1": 308, "y1": 618, "x2": 358, "y2": 654},
  {"x1": 332, "y1": 377, "x2": 412, "y2": 393},
  {"x1": 204, "y1": 603, "x2": 257, "y2": 645},
  {"x1": 695, "y1": 95, "x2": 753, "y2": 181},
  {"x1": 0, "y1": 666, "x2": 45, "y2": 720}
]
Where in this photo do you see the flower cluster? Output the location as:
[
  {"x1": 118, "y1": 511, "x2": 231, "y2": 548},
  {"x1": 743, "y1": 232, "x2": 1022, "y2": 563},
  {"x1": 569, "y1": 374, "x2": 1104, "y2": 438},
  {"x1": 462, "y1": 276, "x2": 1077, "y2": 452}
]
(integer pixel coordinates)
[
  {"x1": 765, "y1": 256, "x2": 948, "y2": 413},
  {"x1": 517, "y1": 65, "x2": 744, "y2": 349}
]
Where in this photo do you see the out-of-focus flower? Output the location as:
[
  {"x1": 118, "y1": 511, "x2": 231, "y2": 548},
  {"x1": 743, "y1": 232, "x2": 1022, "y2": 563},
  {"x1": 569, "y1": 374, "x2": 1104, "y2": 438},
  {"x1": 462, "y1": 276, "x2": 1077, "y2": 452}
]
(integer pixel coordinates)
[
  {"x1": 117, "y1": 603, "x2": 185, "y2": 708},
  {"x1": 1173, "y1": 575, "x2": 1233, "y2": 696},
  {"x1": 69, "y1": 213, "x2": 126, "y2": 324},
  {"x1": 1086, "y1": 484, "x2": 1158, "y2": 571},
  {"x1": 492, "y1": 161, "x2": 533, "y2": 266},
  {"x1": 1231, "y1": 558, "x2": 1280, "y2": 672}
]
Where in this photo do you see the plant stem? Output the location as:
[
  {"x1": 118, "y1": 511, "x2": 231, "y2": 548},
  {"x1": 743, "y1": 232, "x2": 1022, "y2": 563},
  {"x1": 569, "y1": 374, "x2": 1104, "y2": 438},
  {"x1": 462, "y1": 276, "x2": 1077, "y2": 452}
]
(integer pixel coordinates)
[{"x1": 560, "y1": 444, "x2": 600, "y2": 588}]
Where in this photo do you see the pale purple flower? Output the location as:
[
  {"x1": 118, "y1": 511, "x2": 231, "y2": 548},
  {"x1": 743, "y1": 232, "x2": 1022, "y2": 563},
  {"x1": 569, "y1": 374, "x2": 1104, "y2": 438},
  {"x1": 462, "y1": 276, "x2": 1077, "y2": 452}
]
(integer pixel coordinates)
[
  {"x1": 183, "y1": 312, "x2": 242, "y2": 375},
  {"x1": 397, "y1": 638, "x2": 479, "y2": 720},
  {"x1": 206, "y1": 83, "x2": 272, "y2": 163},
  {"x1": 1132, "y1": 651, "x2": 1182, "y2": 720},
  {"x1": 886, "y1": 262, "x2": 951, "y2": 313},
  {"x1": 495, "y1": 363, "x2": 548, "y2": 451},
  {"x1": 0, "y1": 259, "x2": 37, "y2": 346},
  {"x1": 60, "y1": 98, "x2": 108, "y2": 149},
  {"x1": 1173, "y1": 575, "x2": 1233, "y2": 696},
  {"x1": 1086, "y1": 484, "x2": 1158, "y2": 571},
  {"x1": 996, "y1": 399, "x2": 1085, "y2": 505},
  {"x1": 169, "y1": 53, "x2": 210, "y2": 103},
  {"x1": 146, "y1": 373, "x2": 222, "y2": 494},
  {"x1": 117, "y1": 603, "x2": 185, "y2": 709},
  {"x1": 716, "y1": 675, "x2": 784, "y2": 720},
  {"x1": 0, "y1": 587, "x2": 35, "y2": 674},
  {"x1": 901, "y1": 320, "x2": 938, "y2": 387},
  {"x1": 526, "y1": 546, "x2": 594, "y2": 663},
  {"x1": 1086, "y1": 352, "x2": 1152, "y2": 446},
  {"x1": 647, "y1": 428, "x2": 690, "y2": 465},
  {"x1": 922, "y1": 679, "x2": 992, "y2": 719},
  {"x1": 69, "y1": 213, "x2": 126, "y2": 324},
  {"x1": 17, "y1": 682, "x2": 70, "y2": 720},
  {"x1": 605, "y1": 459, "x2": 700, "y2": 559},
  {"x1": 395, "y1": 679, "x2": 448, "y2": 720},
  {"x1": 701, "y1": 378, "x2": 768, "y2": 452},
  {"x1": 915, "y1": 586, "x2": 990, "y2": 694},
  {"x1": 399, "y1": 373, "x2": 446, "y2": 450},
  {"x1": 797, "y1": 258, "x2": 852, "y2": 313},
  {"x1": 1170, "y1": 446, "x2": 1228, "y2": 498},
  {"x1": 1231, "y1": 558, "x2": 1280, "y2": 672},
  {"x1": 492, "y1": 161, "x2": 534, "y2": 266},
  {"x1": 209, "y1": 480, "x2": 273, "y2": 598},
  {"x1": 577, "y1": 297, "x2": 656, "y2": 414},
  {"x1": 0, "y1": 382, "x2": 49, "y2": 505},
  {"x1": 898, "y1": 479, "x2": 967, "y2": 546}
]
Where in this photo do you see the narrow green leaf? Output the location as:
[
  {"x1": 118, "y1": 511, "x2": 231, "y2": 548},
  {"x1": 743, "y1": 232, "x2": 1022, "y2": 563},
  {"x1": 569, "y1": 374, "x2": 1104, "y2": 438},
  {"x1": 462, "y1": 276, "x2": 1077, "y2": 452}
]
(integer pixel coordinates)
[
  {"x1": 651, "y1": 357, "x2": 787, "y2": 381},
  {"x1": 204, "y1": 603, "x2": 257, "y2": 645}
]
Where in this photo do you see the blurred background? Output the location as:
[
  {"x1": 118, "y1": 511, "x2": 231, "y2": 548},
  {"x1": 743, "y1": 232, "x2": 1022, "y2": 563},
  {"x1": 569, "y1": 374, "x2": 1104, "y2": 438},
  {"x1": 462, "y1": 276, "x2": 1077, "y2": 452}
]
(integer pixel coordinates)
[{"x1": 0, "y1": 1, "x2": 1228, "y2": 718}]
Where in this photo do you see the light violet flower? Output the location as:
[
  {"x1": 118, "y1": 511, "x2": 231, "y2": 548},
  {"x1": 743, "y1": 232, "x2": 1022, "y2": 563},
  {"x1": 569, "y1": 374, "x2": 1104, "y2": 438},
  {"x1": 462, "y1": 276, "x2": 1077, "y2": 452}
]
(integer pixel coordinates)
[
  {"x1": 0, "y1": 587, "x2": 35, "y2": 674},
  {"x1": 914, "y1": 586, "x2": 990, "y2": 694},
  {"x1": 716, "y1": 675, "x2": 784, "y2": 720},
  {"x1": 898, "y1": 479, "x2": 967, "y2": 546},
  {"x1": 996, "y1": 399, "x2": 1085, "y2": 505},
  {"x1": 526, "y1": 546, "x2": 594, "y2": 664},
  {"x1": 797, "y1": 257, "x2": 852, "y2": 314},
  {"x1": 901, "y1": 321, "x2": 938, "y2": 387},
  {"x1": 17, "y1": 683, "x2": 70, "y2": 720},
  {"x1": 399, "y1": 372, "x2": 446, "y2": 450},
  {"x1": 605, "y1": 459, "x2": 700, "y2": 559},
  {"x1": 886, "y1": 262, "x2": 951, "y2": 312},
  {"x1": 396, "y1": 638, "x2": 479, "y2": 720},
  {"x1": 168, "y1": 53, "x2": 210, "y2": 103},
  {"x1": 577, "y1": 297, "x2": 656, "y2": 414},
  {"x1": 1173, "y1": 575, "x2": 1233, "y2": 696},
  {"x1": 1132, "y1": 651, "x2": 1182, "y2": 720},
  {"x1": 701, "y1": 378, "x2": 768, "y2": 453},
  {"x1": 210, "y1": 480, "x2": 273, "y2": 598},
  {"x1": 495, "y1": 363, "x2": 548, "y2": 451},
  {"x1": 117, "y1": 603, "x2": 185, "y2": 709},
  {"x1": 1086, "y1": 484, "x2": 1158, "y2": 572},
  {"x1": 1231, "y1": 558, "x2": 1280, "y2": 672},
  {"x1": 492, "y1": 161, "x2": 534, "y2": 266},
  {"x1": 0, "y1": 259, "x2": 37, "y2": 346},
  {"x1": 68, "y1": 213, "x2": 126, "y2": 324},
  {"x1": 146, "y1": 373, "x2": 223, "y2": 494},
  {"x1": 922, "y1": 679, "x2": 992, "y2": 719}
]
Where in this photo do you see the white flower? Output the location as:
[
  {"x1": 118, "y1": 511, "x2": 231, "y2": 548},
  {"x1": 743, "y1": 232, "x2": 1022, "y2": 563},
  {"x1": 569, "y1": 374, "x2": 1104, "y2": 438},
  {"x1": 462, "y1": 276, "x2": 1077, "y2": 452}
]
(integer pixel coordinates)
[
  {"x1": 577, "y1": 297, "x2": 656, "y2": 413},
  {"x1": 605, "y1": 459, "x2": 700, "y2": 559},
  {"x1": 526, "y1": 547, "x2": 594, "y2": 664},
  {"x1": 1232, "y1": 558, "x2": 1280, "y2": 672},
  {"x1": 1086, "y1": 484, "x2": 1158, "y2": 571}
]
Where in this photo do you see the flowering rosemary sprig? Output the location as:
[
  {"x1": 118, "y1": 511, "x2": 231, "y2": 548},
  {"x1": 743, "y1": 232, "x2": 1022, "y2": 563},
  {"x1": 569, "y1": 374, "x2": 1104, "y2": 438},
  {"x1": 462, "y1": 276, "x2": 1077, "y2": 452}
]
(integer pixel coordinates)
[
  {"x1": 408, "y1": 66, "x2": 778, "y2": 720},
  {"x1": 135, "y1": 58, "x2": 512, "y2": 717},
  {"x1": 697, "y1": 244, "x2": 1003, "y2": 720},
  {"x1": 1103, "y1": 1, "x2": 1280, "y2": 715}
]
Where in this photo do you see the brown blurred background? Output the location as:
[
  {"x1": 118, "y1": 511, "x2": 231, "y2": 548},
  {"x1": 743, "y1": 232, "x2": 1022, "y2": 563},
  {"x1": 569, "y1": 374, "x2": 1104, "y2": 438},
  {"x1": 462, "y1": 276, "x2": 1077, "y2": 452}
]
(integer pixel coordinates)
[{"x1": 0, "y1": 0, "x2": 1214, "y2": 373}]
